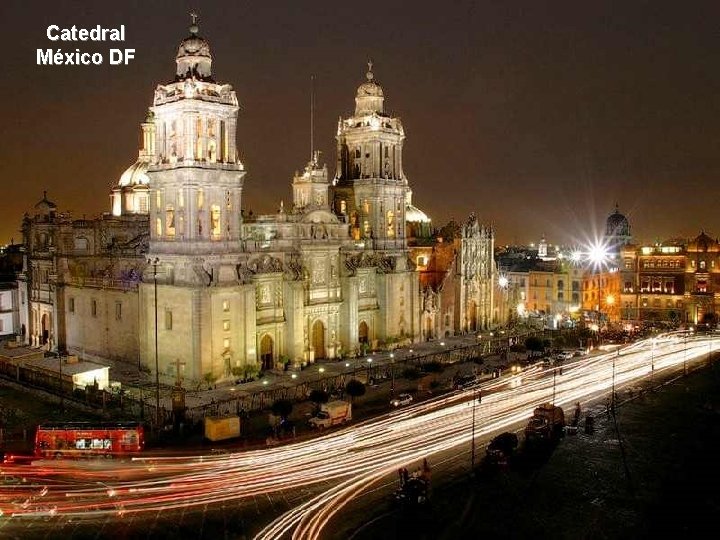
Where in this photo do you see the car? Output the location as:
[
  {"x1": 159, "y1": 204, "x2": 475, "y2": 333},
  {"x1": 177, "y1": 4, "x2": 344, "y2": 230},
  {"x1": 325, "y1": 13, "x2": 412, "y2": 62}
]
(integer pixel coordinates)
[
  {"x1": 551, "y1": 351, "x2": 573, "y2": 362},
  {"x1": 453, "y1": 375, "x2": 479, "y2": 390},
  {"x1": 1, "y1": 452, "x2": 37, "y2": 466},
  {"x1": 391, "y1": 393, "x2": 413, "y2": 407}
]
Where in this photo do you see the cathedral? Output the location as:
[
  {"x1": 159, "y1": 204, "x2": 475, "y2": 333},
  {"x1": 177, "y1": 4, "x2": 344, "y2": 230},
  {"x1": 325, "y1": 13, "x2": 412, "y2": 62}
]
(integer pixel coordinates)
[{"x1": 17, "y1": 20, "x2": 495, "y2": 384}]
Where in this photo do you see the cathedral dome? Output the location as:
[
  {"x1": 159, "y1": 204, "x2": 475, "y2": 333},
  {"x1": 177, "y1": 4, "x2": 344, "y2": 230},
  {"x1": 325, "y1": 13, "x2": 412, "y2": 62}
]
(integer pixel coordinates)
[
  {"x1": 118, "y1": 160, "x2": 150, "y2": 187},
  {"x1": 406, "y1": 203, "x2": 431, "y2": 223},
  {"x1": 175, "y1": 16, "x2": 213, "y2": 81},
  {"x1": 606, "y1": 205, "x2": 630, "y2": 237}
]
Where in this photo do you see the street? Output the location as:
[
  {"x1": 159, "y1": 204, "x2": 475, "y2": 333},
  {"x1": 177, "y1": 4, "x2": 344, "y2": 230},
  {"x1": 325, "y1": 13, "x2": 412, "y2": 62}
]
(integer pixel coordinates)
[{"x1": 0, "y1": 331, "x2": 715, "y2": 540}]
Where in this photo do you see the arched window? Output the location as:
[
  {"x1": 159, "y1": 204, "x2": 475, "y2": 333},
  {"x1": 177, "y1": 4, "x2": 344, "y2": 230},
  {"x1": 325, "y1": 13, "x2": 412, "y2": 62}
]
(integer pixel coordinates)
[
  {"x1": 340, "y1": 200, "x2": 347, "y2": 214},
  {"x1": 210, "y1": 205, "x2": 221, "y2": 237},
  {"x1": 166, "y1": 206, "x2": 175, "y2": 237},
  {"x1": 386, "y1": 210, "x2": 395, "y2": 237}
]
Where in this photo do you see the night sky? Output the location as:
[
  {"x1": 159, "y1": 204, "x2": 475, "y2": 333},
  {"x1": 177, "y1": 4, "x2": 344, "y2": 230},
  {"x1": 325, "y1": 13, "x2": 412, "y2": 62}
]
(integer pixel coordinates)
[{"x1": 2, "y1": 0, "x2": 719, "y2": 247}]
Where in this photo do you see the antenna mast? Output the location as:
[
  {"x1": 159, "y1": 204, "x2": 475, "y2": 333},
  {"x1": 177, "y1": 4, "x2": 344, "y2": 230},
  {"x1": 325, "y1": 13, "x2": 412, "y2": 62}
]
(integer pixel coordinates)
[{"x1": 310, "y1": 74, "x2": 315, "y2": 164}]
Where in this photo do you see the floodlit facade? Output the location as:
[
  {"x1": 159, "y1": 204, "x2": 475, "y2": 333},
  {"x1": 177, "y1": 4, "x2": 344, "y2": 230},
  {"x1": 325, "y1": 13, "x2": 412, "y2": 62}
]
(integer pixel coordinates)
[{"x1": 18, "y1": 20, "x2": 509, "y2": 383}]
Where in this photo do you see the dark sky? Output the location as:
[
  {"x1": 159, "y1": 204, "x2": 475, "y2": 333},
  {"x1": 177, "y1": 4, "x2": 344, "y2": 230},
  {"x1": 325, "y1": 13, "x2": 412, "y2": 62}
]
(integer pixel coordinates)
[{"x1": 2, "y1": 0, "x2": 720, "y2": 247}]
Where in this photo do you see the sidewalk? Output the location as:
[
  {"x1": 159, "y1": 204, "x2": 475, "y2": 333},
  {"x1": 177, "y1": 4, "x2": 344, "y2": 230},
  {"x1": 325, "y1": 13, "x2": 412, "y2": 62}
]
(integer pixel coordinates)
[{"x1": 111, "y1": 327, "x2": 537, "y2": 412}]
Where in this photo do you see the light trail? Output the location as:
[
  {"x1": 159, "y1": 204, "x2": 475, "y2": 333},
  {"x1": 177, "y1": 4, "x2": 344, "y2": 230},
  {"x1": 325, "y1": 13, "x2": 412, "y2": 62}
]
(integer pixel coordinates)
[{"x1": 1, "y1": 333, "x2": 716, "y2": 540}]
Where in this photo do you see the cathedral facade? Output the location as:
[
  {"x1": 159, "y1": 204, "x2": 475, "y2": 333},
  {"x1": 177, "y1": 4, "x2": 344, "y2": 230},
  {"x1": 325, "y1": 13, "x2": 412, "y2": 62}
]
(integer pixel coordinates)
[{"x1": 19, "y1": 22, "x2": 432, "y2": 383}]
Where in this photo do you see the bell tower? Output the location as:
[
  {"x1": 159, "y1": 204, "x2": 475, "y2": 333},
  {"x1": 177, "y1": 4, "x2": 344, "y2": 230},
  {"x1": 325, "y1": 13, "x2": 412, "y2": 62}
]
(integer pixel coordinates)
[
  {"x1": 332, "y1": 62, "x2": 408, "y2": 250},
  {"x1": 147, "y1": 15, "x2": 246, "y2": 253}
]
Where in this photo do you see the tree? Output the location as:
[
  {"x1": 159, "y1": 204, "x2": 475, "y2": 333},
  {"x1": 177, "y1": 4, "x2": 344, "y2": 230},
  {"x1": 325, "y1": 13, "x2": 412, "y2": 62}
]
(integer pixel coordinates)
[
  {"x1": 422, "y1": 361, "x2": 443, "y2": 373},
  {"x1": 308, "y1": 389, "x2": 329, "y2": 413},
  {"x1": 203, "y1": 372, "x2": 218, "y2": 389},
  {"x1": 345, "y1": 379, "x2": 366, "y2": 402},
  {"x1": 525, "y1": 336, "x2": 545, "y2": 357},
  {"x1": 271, "y1": 398, "x2": 293, "y2": 420},
  {"x1": 402, "y1": 367, "x2": 421, "y2": 379},
  {"x1": 436, "y1": 219, "x2": 461, "y2": 241}
]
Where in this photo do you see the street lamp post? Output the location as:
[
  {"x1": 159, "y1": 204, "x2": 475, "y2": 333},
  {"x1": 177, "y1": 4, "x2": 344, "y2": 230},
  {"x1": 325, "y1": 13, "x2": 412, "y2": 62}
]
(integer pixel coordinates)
[
  {"x1": 148, "y1": 257, "x2": 160, "y2": 428},
  {"x1": 389, "y1": 353, "x2": 395, "y2": 396}
]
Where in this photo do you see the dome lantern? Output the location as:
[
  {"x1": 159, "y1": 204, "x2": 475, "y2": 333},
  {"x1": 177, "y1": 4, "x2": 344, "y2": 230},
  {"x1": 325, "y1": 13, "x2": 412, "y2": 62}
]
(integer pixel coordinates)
[
  {"x1": 175, "y1": 12, "x2": 213, "y2": 81},
  {"x1": 354, "y1": 60, "x2": 384, "y2": 115}
]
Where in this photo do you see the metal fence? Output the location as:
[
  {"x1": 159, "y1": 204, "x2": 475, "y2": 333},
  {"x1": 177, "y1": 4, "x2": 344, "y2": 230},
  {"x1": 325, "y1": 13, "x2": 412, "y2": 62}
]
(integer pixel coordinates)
[{"x1": 0, "y1": 329, "x2": 548, "y2": 428}]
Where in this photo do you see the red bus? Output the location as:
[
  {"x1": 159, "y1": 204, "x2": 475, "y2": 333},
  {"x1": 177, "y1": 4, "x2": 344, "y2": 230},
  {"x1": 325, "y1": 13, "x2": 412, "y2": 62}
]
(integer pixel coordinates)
[{"x1": 35, "y1": 421, "x2": 145, "y2": 459}]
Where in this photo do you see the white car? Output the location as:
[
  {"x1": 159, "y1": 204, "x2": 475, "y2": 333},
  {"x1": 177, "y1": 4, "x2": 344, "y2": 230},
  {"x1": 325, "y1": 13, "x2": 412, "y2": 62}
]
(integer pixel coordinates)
[{"x1": 391, "y1": 393, "x2": 413, "y2": 407}]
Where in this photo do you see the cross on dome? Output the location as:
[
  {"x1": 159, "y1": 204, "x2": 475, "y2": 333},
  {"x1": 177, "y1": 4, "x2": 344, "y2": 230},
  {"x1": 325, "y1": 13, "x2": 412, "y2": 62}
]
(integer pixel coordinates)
[
  {"x1": 366, "y1": 59, "x2": 374, "y2": 81},
  {"x1": 189, "y1": 10, "x2": 199, "y2": 35}
]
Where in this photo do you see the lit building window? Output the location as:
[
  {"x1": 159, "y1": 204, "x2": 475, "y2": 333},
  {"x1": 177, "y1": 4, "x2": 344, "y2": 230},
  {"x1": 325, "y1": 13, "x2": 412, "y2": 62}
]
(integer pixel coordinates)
[
  {"x1": 222, "y1": 300, "x2": 230, "y2": 312},
  {"x1": 223, "y1": 338, "x2": 230, "y2": 350},
  {"x1": 211, "y1": 205, "x2": 221, "y2": 237},
  {"x1": 198, "y1": 190, "x2": 204, "y2": 209},
  {"x1": 386, "y1": 210, "x2": 395, "y2": 237},
  {"x1": 340, "y1": 200, "x2": 347, "y2": 214},
  {"x1": 155, "y1": 190, "x2": 161, "y2": 208},
  {"x1": 166, "y1": 206, "x2": 175, "y2": 237},
  {"x1": 223, "y1": 320, "x2": 230, "y2": 331},
  {"x1": 156, "y1": 217, "x2": 162, "y2": 236},
  {"x1": 362, "y1": 200, "x2": 370, "y2": 214},
  {"x1": 178, "y1": 190, "x2": 184, "y2": 208}
]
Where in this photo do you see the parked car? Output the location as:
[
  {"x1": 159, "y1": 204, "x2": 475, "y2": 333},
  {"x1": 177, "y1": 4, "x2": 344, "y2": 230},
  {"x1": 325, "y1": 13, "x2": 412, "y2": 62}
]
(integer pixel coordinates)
[
  {"x1": 391, "y1": 393, "x2": 413, "y2": 407},
  {"x1": 453, "y1": 374, "x2": 479, "y2": 390}
]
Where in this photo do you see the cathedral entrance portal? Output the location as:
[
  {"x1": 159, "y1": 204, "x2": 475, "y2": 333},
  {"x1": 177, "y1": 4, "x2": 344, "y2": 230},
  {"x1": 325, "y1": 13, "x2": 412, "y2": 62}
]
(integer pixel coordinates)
[
  {"x1": 260, "y1": 335, "x2": 274, "y2": 371},
  {"x1": 41, "y1": 313, "x2": 49, "y2": 345},
  {"x1": 312, "y1": 320, "x2": 326, "y2": 360},
  {"x1": 469, "y1": 301, "x2": 477, "y2": 332},
  {"x1": 425, "y1": 317, "x2": 433, "y2": 340},
  {"x1": 359, "y1": 321, "x2": 369, "y2": 344}
]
